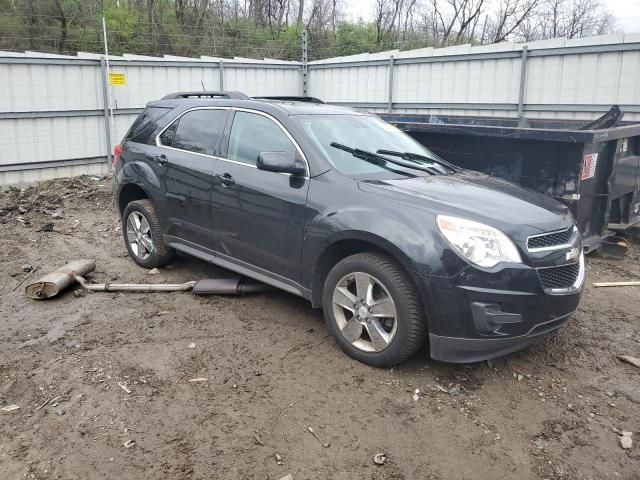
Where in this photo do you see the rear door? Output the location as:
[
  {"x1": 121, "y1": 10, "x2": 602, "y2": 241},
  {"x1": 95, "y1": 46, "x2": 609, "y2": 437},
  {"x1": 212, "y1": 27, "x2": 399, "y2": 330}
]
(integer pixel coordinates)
[
  {"x1": 210, "y1": 110, "x2": 310, "y2": 290},
  {"x1": 154, "y1": 107, "x2": 229, "y2": 249}
]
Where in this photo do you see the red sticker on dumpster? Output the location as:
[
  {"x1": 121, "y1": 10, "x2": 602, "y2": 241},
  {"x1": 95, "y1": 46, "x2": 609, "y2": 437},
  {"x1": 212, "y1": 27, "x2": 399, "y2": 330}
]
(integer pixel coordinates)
[{"x1": 581, "y1": 153, "x2": 598, "y2": 180}]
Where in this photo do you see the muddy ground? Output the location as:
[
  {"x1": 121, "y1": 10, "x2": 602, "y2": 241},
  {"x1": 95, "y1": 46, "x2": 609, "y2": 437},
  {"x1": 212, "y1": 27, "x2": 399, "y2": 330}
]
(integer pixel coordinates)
[{"x1": 0, "y1": 174, "x2": 639, "y2": 480}]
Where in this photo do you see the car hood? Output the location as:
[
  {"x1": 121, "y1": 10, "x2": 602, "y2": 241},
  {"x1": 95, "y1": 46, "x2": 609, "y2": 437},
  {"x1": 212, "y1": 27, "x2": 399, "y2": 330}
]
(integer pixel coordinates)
[{"x1": 358, "y1": 170, "x2": 574, "y2": 239}]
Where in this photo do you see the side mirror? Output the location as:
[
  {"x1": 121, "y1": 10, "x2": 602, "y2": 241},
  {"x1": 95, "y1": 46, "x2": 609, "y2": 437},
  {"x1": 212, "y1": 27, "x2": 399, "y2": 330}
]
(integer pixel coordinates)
[{"x1": 257, "y1": 151, "x2": 306, "y2": 177}]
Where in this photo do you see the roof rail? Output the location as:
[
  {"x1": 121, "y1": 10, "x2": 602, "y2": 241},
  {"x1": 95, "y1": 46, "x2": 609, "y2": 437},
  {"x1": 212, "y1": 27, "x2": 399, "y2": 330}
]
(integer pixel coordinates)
[
  {"x1": 162, "y1": 91, "x2": 249, "y2": 100},
  {"x1": 253, "y1": 96, "x2": 325, "y2": 104}
]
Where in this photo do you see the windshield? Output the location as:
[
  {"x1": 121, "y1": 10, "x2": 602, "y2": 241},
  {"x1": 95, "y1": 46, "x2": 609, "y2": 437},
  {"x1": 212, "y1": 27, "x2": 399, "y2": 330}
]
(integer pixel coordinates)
[{"x1": 296, "y1": 114, "x2": 443, "y2": 176}]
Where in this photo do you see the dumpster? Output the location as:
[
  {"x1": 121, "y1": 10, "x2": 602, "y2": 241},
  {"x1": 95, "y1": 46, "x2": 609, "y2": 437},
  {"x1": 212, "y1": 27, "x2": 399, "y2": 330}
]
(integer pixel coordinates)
[{"x1": 381, "y1": 113, "x2": 640, "y2": 252}]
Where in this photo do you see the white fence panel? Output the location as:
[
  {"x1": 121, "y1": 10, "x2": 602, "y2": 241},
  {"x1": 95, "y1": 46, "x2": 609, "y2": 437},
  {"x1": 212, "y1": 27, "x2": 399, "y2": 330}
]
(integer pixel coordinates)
[
  {"x1": 110, "y1": 64, "x2": 222, "y2": 109},
  {"x1": 2, "y1": 33, "x2": 640, "y2": 186},
  {"x1": 224, "y1": 65, "x2": 301, "y2": 96},
  {"x1": 0, "y1": 62, "x2": 102, "y2": 112},
  {"x1": 0, "y1": 54, "x2": 303, "y2": 186},
  {"x1": 310, "y1": 64, "x2": 389, "y2": 103},
  {"x1": 308, "y1": 33, "x2": 640, "y2": 122}
]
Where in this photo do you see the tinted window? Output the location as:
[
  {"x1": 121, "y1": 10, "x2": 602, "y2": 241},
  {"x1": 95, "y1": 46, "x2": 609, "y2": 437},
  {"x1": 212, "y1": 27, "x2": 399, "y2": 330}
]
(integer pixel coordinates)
[
  {"x1": 159, "y1": 121, "x2": 178, "y2": 146},
  {"x1": 160, "y1": 109, "x2": 227, "y2": 156},
  {"x1": 125, "y1": 106, "x2": 171, "y2": 144},
  {"x1": 227, "y1": 111, "x2": 295, "y2": 166}
]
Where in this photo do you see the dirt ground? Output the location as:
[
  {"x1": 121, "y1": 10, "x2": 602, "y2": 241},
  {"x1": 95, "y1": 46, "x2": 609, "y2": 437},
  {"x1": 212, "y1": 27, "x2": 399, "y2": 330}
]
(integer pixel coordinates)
[{"x1": 0, "y1": 174, "x2": 639, "y2": 480}]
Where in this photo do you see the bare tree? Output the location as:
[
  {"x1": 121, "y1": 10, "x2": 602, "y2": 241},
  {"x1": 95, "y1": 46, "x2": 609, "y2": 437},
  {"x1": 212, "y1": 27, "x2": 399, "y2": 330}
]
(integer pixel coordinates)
[
  {"x1": 482, "y1": 0, "x2": 539, "y2": 44},
  {"x1": 515, "y1": 0, "x2": 616, "y2": 41}
]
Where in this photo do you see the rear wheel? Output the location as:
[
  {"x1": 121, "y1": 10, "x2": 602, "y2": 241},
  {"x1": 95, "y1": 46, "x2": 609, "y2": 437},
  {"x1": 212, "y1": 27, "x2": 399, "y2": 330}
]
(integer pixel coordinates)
[
  {"x1": 322, "y1": 252, "x2": 427, "y2": 367},
  {"x1": 122, "y1": 199, "x2": 174, "y2": 269}
]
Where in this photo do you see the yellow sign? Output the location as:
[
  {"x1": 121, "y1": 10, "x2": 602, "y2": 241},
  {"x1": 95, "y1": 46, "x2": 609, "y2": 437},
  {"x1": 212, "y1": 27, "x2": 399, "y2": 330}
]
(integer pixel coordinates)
[{"x1": 109, "y1": 73, "x2": 127, "y2": 86}]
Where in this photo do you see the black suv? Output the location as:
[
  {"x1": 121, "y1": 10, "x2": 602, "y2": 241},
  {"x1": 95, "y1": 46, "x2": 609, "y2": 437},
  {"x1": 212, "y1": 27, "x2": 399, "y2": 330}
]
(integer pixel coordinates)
[{"x1": 113, "y1": 91, "x2": 584, "y2": 367}]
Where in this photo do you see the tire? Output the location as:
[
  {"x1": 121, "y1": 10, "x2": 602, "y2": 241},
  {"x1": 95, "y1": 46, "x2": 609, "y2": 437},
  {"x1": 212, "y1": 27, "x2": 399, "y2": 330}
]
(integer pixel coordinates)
[
  {"x1": 122, "y1": 199, "x2": 174, "y2": 269},
  {"x1": 322, "y1": 252, "x2": 427, "y2": 367}
]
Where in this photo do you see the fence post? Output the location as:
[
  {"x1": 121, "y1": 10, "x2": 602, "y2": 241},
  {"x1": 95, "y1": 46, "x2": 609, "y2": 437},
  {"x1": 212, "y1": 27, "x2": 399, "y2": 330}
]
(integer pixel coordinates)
[
  {"x1": 219, "y1": 60, "x2": 225, "y2": 90},
  {"x1": 517, "y1": 46, "x2": 528, "y2": 119},
  {"x1": 100, "y1": 57, "x2": 112, "y2": 165},
  {"x1": 387, "y1": 55, "x2": 395, "y2": 113},
  {"x1": 301, "y1": 30, "x2": 308, "y2": 96}
]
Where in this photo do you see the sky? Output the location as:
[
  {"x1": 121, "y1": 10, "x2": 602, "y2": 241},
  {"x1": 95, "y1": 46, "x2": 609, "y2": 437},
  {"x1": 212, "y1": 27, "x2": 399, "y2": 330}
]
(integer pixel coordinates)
[{"x1": 344, "y1": 0, "x2": 640, "y2": 34}]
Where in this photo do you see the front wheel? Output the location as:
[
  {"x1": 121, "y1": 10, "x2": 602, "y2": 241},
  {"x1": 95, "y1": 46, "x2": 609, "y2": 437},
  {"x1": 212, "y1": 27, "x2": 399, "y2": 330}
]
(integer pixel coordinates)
[
  {"x1": 122, "y1": 199, "x2": 174, "y2": 269},
  {"x1": 322, "y1": 253, "x2": 427, "y2": 367}
]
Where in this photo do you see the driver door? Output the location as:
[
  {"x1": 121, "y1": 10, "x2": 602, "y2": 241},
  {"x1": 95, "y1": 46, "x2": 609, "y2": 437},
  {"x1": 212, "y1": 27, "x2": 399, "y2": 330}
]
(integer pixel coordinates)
[{"x1": 210, "y1": 110, "x2": 309, "y2": 290}]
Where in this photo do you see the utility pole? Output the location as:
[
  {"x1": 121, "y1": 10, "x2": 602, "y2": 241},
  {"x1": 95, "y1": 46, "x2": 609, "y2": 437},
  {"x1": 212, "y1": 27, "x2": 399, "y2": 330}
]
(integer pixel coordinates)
[{"x1": 301, "y1": 30, "x2": 308, "y2": 96}]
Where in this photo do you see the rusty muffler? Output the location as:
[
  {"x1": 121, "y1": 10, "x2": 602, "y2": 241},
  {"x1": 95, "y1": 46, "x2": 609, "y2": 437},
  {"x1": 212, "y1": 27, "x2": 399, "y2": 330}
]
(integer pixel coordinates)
[
  {"x1": 25, "y1": 259, "x2": 96, "y2": 299},
  {"x1": 25, "y1": 259, "x2": 269, "y2": 300}
]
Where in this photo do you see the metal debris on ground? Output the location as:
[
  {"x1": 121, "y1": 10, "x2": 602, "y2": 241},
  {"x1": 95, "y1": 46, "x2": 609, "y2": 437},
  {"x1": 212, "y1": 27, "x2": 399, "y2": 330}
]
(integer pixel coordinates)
[
  {"x1": 253, "y1": 433, "x2": 264, "y2": 446},
  {"x1": 187, "y1": 378, "x2": 208, "y2": 382},
  {"x1": 373, "y1": 452, "x2": 387, "y2": 465},
  {"x1": 617, "y1": 430, "x2": 633, "y2": 450},
  {"x1": 36, "y1": 223, "x2": 54, "y2": 232},
  {"x1": 35, "y1": 393, "x2": 69, "y2": 412},
  {"x1": 307, "y1": 426, "x2": 330, "y2": 448},
  {"x1": 118, "y1": 382, "x2": 132, "y2": 394},
  {"x1": 275, "y1": 452, "x2": 283, "y2": 465},
  {"x1": 188, "y1": 343, "x2": 196, "y2": 349},
  {"x1": 616, "y1": 355, "x2": 640, "y2": 368},
  {"x1": 594, "y1": 281, "x2": 640, "y2": 287},
  {"x1": 1, "y1": 405, "x2": 20, "y2": 412},
  {"x1": 12, "y1": 266, "x2": 39, "y2": 292},
  {"x1": 147, "y1": 268, "x2": 160, "y2": 275},
  {"x1": 123, "y1": 440, "x2": 136, "y2": 449},
  {"x1": 412, "y1": 389, "x2": 420, "y2": 401},
  {"x1": 278, "y1": 475, "x2": 292, "y2": 480}
]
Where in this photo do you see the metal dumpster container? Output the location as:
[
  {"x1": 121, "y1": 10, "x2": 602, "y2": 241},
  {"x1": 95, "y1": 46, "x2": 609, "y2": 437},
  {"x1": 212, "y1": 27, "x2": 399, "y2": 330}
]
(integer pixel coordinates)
[{"x1": 381, "y1": 114, "x2": 640, "y2": 252}]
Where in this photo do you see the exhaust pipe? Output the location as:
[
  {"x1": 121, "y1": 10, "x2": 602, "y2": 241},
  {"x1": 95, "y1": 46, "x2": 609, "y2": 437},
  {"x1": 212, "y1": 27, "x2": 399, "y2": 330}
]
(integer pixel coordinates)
[
  {"x1": 25, "y1": 260, "x2": 270, "y2": 299},
  {"x1": 74, "y1": 275, "x2": 196, "y2": 293},
  {"x1": 192, "y1": 278, "x2": 270, "y2": 295}
]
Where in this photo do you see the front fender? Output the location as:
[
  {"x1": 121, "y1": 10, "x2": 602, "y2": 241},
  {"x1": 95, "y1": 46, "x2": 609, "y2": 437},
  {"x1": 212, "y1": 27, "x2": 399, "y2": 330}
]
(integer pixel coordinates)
[{"x1": 302, "y1": 172, "x2": 465, "y2": 284}]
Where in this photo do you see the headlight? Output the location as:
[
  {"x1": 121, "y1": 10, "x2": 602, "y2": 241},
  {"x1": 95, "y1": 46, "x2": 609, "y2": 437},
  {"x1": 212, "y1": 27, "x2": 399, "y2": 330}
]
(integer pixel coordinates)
[{"x1": 436, "y1": 215, "x2": 522, "y2": 268}]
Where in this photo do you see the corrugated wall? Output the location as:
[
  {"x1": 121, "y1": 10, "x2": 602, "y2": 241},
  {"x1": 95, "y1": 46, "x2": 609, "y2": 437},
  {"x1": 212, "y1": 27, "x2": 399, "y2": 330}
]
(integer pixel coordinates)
[
  {"x1": 0, "y1": 53, "x2": 302, "y2": 186},
  {"x1": 308, "y1": 33, "x2": 640, "y2": 122},
  {"x1": 2, "y1": 34, "x2": 640, "y2": 186}
]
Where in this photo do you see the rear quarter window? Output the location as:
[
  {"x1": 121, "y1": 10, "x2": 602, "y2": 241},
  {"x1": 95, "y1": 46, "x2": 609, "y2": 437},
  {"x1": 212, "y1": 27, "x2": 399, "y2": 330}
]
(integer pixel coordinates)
[{"x1": 125, "y1": 106, "x2": 172, "y2": 144}]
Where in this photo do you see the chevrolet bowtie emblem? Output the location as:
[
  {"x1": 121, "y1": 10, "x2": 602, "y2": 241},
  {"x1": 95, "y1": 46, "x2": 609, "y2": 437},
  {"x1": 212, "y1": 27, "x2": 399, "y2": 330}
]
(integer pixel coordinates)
[{"x1": 566, "y1": 246, "x2": 581, "y2": 262}]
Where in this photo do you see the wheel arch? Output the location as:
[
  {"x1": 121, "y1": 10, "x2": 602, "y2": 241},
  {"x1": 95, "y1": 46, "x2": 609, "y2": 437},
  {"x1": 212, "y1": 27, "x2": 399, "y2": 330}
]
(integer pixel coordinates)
[
  {"x1": 310, "y1": 232, "x2": 431, "y2": 327},
  {"x1": 117, "y1": 182, "x2": 150, "y2": 216}
]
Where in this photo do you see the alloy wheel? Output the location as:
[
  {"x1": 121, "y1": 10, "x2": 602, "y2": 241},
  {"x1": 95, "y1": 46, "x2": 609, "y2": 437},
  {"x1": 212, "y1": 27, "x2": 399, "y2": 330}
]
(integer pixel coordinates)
[
  {"x1": 126, "y1": 211, "x2": 154, "y2": 260},
  {"x1": 332, "y1": 272, "x2": 398, "y2": 352}
]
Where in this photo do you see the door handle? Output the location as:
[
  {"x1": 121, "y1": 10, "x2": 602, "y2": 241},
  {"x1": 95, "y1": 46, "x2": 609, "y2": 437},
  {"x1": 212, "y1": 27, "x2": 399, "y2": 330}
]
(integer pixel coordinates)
[
  {"x1": 216, "y1": 173, "x2": 235, "y2": 187},
  {"x1": 146, "y1": 153, "x2": 168, "y2": 165}
]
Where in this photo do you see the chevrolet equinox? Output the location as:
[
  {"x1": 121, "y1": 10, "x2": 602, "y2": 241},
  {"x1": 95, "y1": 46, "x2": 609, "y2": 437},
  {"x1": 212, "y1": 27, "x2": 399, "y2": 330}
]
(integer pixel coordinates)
[{"x1": 113, "y1": 91, "x2": 585, "y2": 367}]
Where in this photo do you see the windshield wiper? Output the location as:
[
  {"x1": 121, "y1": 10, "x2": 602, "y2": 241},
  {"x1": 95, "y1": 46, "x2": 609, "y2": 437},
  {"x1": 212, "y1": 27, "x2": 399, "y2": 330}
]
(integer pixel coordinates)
[
  {"x1": 376, "y1": 149, "x2": 458, "y2": 172},
  {"x1": 330, "y1": 142, "x2": 437, "y2": 175}
]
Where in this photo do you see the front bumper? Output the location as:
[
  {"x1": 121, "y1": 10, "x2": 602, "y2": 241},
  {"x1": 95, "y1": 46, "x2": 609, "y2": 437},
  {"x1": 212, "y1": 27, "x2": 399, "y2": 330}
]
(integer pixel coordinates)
[
  {"x1": 423, "y1": 254, "x2": 584, "y2": 363},
  {"x1": 429, "y1": 311, "x2": 574, "y2": 363}
]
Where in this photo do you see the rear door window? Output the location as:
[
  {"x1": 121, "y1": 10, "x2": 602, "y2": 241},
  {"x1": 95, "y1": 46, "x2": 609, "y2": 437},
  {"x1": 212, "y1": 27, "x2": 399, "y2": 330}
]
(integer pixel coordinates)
[
  {"x1": 226, "y1": 111, "x2": 295, "y2": 166},
  {"x1": 159, "y1": 109, "x2": 228, "y2": 156}
]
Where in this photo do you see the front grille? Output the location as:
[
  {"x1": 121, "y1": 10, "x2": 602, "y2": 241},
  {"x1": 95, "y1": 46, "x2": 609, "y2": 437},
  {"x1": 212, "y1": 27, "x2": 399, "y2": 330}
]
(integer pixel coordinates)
[
  {"x1": 527, "y1": 226, "x2": 575, "y2": 250},
  {"x1": 537, "y1": 262, "x2": 580, "y2": 290}
]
